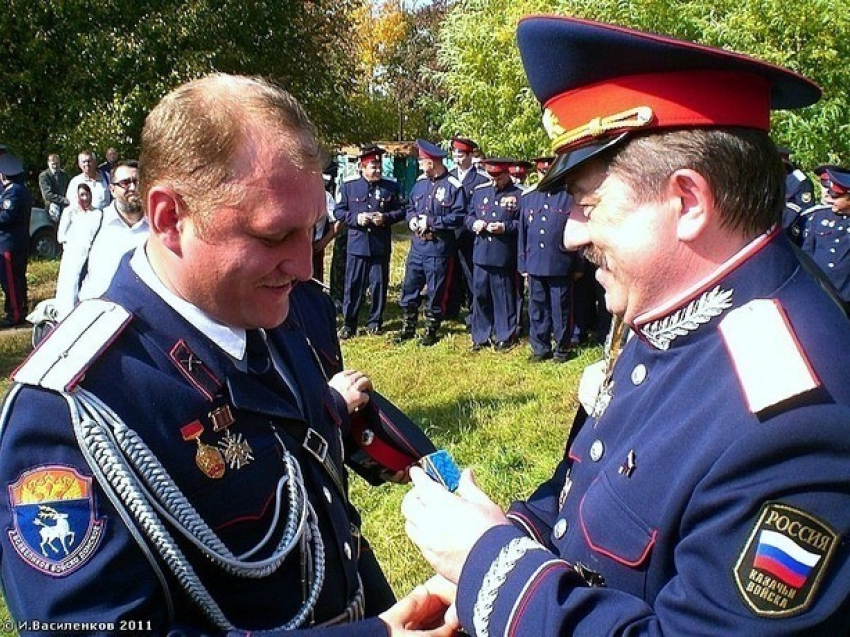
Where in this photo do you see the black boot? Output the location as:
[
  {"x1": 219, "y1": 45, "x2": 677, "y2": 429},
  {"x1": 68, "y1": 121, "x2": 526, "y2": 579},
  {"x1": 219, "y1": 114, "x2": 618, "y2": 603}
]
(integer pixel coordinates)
[
  {"x1": 420, "y1": 318, "x2": 440, "y2": 347},
  {"x1": 394, "y1": 310, "x2": 417, "y2": 343}
]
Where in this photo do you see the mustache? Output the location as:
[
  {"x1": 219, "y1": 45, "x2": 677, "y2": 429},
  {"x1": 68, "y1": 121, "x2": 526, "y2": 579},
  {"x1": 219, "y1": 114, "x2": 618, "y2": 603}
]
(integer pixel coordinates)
[{"x1": 581, "y1": 246, "x2": 606, "y2": 268}]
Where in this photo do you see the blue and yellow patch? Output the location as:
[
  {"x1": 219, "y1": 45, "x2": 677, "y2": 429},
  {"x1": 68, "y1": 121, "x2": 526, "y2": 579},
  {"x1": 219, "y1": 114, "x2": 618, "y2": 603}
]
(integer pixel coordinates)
[{"x1": 7, "y1": 466, "x2": 105, "y2": 577}]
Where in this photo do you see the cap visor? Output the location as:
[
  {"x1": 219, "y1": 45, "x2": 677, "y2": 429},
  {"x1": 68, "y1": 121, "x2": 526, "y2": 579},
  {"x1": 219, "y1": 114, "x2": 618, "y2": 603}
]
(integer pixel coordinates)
[{"x1": 537, "y1": 133, "x2": 631, "y2": 192}]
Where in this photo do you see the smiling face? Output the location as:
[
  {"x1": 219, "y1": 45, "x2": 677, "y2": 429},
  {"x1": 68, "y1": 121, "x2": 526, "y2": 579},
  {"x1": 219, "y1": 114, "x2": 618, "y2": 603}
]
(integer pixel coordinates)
[
  {"x1": 362, "y1": 160, "x2": 382, "y2": 182},
  {"x1": 563, "y1": 158, "x2": 680, "y2": 324},
  {"x1": 169, "y1": 136, "x2": 325, "y2": 329}
]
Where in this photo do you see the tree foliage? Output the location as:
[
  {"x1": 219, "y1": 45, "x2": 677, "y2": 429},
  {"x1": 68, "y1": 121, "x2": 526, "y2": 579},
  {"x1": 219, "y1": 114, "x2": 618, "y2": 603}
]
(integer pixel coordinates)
[
  {"x1": 346, "y1": 0, "x2": 452, "y2": 143},
  {"x1": 437, "y1": 0, "x2": 848, "y2": 168},
  {"x1": 2, "y1": 0, "x2": 361, "y2": 185}
]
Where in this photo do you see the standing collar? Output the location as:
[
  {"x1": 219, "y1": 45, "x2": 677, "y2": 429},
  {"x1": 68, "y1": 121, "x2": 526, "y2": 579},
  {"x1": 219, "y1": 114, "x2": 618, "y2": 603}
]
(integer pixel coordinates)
[{"x1": 633, "y1": 227, "x2": 785, "y2": 350}]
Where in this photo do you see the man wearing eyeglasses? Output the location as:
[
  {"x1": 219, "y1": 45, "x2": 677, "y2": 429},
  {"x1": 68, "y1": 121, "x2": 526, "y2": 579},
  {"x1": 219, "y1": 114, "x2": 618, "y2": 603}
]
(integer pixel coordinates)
[{"x1": 54, "y1": 159, "x2": 149, "y2": 318}]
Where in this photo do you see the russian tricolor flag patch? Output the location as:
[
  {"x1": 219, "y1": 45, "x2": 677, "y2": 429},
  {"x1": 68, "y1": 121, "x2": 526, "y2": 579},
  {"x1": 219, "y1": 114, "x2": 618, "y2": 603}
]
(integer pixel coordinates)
[
  {"x1": 735, "y1": 502, "x2": 837, "y2": 617},
  {"x1": 752, "y1": 529, "x2": 820, "y2": 588}
]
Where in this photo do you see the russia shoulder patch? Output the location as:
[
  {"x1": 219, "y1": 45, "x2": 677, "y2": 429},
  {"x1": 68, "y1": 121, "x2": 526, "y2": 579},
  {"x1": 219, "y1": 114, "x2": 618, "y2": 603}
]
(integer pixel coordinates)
[
  {"x1": 734, "y1": 501, "x2": 838, "y2": 617},
  {"x1": 7, "y1": 465, "x2": 106, "y2": 577}
]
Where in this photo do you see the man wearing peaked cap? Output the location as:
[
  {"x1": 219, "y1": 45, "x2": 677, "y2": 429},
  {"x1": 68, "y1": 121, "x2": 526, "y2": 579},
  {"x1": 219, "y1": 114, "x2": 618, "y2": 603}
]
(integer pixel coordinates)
[
  {"x1": 396, "y1": 139, "x2": 467, "y2": 346},
  {"x1": 334, "y1": 145, "x2": 404, "y2": 339},
  {"x1": 446, "y1": 136, "x2": 490, "y2": 326},
  {"x1": 403, "y1": 16, "x2": 850, "y2": 636},
  {"x1": 802, "y1": 166, "x2": 850, "y2": 311},
  {"x1": 0, "y1": 150, "x2": 32, "y2": 328},
  {"x1": 518, "y1": 156, "x2": 578, "y2": 362},
  {"x1": 465, "y1": 158, "x2": 523, "y2": 351},
  {"x1": 814, "y1": 164, "x2": 841, "y2": 206},
  {"x1": 508, "y1": 160, "x2": 532, "y2": 188},
  {"x1": 777, "y1": 146, "x2": 815, "y2": 245}
]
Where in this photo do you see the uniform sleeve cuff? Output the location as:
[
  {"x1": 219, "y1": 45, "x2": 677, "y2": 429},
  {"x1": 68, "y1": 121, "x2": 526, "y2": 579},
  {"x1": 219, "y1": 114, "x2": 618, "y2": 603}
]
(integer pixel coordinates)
[{"x1": 456, "y1": 525, "x2": 574, "y2": 636}]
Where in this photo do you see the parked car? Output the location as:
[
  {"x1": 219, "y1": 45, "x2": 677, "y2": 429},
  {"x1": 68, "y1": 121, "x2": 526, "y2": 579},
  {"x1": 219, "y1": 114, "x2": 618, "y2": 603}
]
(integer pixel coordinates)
[{"x1": 29, "y1": 206, "x2": 60, "y2": 259}]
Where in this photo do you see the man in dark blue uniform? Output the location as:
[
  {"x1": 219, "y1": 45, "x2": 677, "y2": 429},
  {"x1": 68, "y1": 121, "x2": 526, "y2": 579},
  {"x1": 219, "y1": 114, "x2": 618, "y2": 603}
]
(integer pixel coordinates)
[
  {"x1": 802, "y1": 166, "x2": 850, "y2": 312},
  {"x1": 0, "y1": 75, "x2": 455, "y2": 635},
  {"x1": 446, "y1": 137, "x2": 489, "y2": 325},
  {"x1": 466, "y1": 159, "x2": 522, "y2": 351},
  {"x1": 0, "y1": 151, "x2": 32, "y2": 327},
  {"x1": 403, "y1": 16, "x2": 850, "y2": 636},
  {"x1": 508, "y1": 161, "x2": 532, "y2": 189},
  {"x1": 396, "y1": 139, "x2": 466, "y2": 347},
  {"x1": 778, "y1": 146, "x2": 816, "y2": 245},
  {"x1": 334, "y1": 146, "x2": 403, "y2": 338},
  {"x1": 519, "y1": 157, "x2": 576, "y2": 362}
]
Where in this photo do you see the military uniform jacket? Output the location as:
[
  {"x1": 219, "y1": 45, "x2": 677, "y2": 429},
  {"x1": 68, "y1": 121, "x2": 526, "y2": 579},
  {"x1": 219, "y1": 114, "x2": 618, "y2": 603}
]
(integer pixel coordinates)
[
  {"x1": 518, "y1": 186, "x2": 575, "y2": 277},
  {"x1": 455, "y1": 230, "x2": 850, "y2": 635},
  {"x1": 335, "y1": 177, "x2": 403, "y2": 258},
  {"x1": 801, "y1": 207, "x2": 850, "y2": 302},
  {"x1": 0, "y1": 258, "x2": 389, "y2": 635},
  {"x1": 405, "y1": 172, "x2": 466, "y2": 257},
  {"x1": 450, "y1": 167, "x2": 489, "y2": 210},
  {"x1": 466, "y1": 182, "x2": 522, "y2": 268},
  {"x1": 0, "y1": 182, "x2": 33, "y2": 253}
]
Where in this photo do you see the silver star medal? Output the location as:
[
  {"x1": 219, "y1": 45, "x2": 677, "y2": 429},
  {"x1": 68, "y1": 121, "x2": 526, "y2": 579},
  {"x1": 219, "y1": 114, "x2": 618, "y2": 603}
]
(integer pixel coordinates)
[{"x1": 219, "y1": 430, "x2": 254, "y2": 470}]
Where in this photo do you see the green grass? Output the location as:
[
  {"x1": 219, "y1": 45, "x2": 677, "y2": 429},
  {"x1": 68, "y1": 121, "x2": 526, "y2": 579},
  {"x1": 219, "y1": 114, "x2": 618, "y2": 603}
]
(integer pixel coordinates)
[{"x1": 0, "y1": 237, "x2": 600, "y2": 630}]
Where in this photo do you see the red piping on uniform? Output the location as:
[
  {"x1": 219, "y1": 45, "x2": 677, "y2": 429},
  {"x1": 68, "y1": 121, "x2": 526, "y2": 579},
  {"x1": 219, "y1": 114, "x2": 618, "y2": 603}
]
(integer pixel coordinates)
[
  {"x1": 216, "y1": 492, "x2": 276, "y2": 531},
  {"x1": 2, "y1": 251, "x2": 20, "y2": 323},
  {"x1": 439, "y1": 255, "x2": 456, "y2": 314},
  {"x1": 579, "y1": 492, "x2": 657, "y2": 566},
  {"x1": 506, "y1": 511, "x2": 546, "y2": 544},
  {"x1": 168, "y1": 340, "x2": 222, "y2": 401},
  {"x1": 508, "y1": 562, "x2": 571, "y2": 637}
]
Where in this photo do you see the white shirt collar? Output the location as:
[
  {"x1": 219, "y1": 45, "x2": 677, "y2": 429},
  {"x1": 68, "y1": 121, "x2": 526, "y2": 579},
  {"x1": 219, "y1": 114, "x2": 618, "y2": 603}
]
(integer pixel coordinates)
[{"x1": 130, "y1": 247, "x2": 247, "y2": 361}]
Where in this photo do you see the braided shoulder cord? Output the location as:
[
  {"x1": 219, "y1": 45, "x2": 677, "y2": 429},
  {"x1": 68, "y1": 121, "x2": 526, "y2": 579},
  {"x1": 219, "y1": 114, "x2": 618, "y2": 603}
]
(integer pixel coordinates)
[
  {"x1": 75, "y1": 391, "x2": 304, "y2": 577},
  {"x1": 67, "y1": 388, "x2": 325, "y2": 631}
]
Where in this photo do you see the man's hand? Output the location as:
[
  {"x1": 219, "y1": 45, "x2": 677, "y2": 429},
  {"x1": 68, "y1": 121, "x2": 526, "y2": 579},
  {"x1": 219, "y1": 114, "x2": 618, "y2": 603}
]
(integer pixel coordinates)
[
  {"x1": 372, "y1": 212, "x2": 386, "y2": 226},
  {"x1": 471, "y1": 219, "x2": 486, "y2": 234},
  {"x1": 358, "y1": 212, "x2": 370, "y2": 226},
  {"x1": 402, "y1": 467, "x2": 509, "y2": 583},
  {"x1": 379, "y1": 575, "x2": 460, "y2": 636},
  {"x1": 328, "y1": 370, "x2": 373, "y2": 413},
  {"x1": 486, "y1": 221, "x2": 505, "y2": 234}
]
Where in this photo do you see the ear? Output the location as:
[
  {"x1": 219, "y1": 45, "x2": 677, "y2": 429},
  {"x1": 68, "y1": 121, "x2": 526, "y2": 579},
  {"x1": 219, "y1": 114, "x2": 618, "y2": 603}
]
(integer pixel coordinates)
[
  {"x1": 146, "y1": 186, "x2": 185, "y2": 254},
  {"x1": 669, "y1": 169, "x2": 713, "y2": 242}
]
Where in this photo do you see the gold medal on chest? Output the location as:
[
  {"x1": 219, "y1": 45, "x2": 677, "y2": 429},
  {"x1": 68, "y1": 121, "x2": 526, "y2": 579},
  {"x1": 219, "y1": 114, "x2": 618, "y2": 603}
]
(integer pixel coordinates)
[{"x1": 181, "y1": 420, "x2": 226, "y2": 479}]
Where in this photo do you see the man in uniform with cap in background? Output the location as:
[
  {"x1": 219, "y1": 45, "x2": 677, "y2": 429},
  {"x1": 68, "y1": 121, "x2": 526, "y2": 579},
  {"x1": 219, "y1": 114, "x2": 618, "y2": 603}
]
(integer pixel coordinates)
[
  {"x1": 778, "y1": 146, "x2": 815, "y2": 245},
  {"x1": 802, "y1": 166, "x2": 850, "y2": 313},
  {"x1": 402, "y1": 15, "x2": 849, "y2": 635},
  {"x1": 446, "y1": 136, "x2": 489, "y2": 326},
  {"x1": 396, "y1": 139, "x2": 467, "y2": 346},
  {"x1": 518, "y1": 156, "x2": 577, "y2": 362},
  {"x1": 508, "y1": 160, "x2": 532, "y2": 189},
  {"x1": 334, "y1": 145, "x2": 404, "y2": 338},
  {"x1": 466, "y1": 158, "x2": 523, "y2": 351},
  {"x1": 0, "y1": 148, "x2": 32, "y2": 328}
]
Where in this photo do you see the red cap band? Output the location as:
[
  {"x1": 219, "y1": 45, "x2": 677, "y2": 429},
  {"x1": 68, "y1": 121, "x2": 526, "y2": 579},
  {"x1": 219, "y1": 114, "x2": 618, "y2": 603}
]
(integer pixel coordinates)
[{"x1": 544, "y1": 69, "x2": 771, "y2": 153}]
